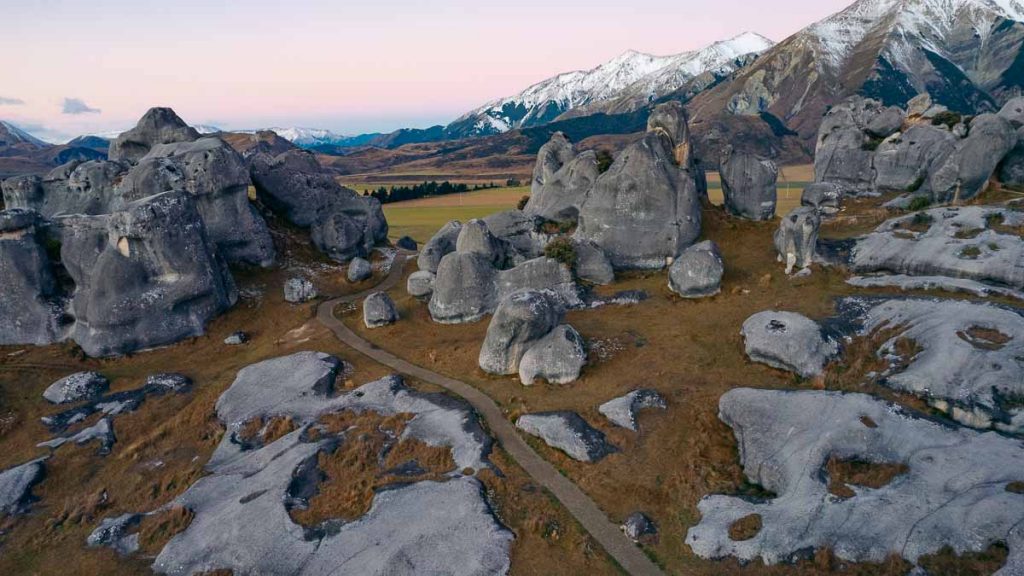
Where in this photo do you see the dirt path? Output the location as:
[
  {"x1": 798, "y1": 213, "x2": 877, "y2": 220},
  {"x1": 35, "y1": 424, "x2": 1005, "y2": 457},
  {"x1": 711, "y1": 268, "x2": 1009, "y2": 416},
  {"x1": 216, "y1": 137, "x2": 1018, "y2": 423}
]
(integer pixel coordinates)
[{"x1": 317, "y1": 253, "x2": 665, "y2": 576}]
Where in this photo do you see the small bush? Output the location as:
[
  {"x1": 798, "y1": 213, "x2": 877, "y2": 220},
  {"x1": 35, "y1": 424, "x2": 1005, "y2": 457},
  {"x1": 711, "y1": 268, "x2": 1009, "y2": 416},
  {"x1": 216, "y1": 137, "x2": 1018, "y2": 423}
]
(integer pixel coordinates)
[
  {"x1": 517, "y1": 195, "x2": 530, "y2": 211},
  {"x1": 544, "y1": 238, "x2": 577, "y2": 269},
  {"x1": 595, "y1": 150, "x2": 614, "y2": 174},
  {"x1": 908, "y1": 196, "x2": 931, "y2": 212},
  {"x1": 907, "y1": 176, "x2": 926, "y2": 193},
  {"x1": 861, "y1": 136, "x2": 884, "y2": 151},
  {"x1": 931, "y1": 110, "x2": 963, "y2": 130}
]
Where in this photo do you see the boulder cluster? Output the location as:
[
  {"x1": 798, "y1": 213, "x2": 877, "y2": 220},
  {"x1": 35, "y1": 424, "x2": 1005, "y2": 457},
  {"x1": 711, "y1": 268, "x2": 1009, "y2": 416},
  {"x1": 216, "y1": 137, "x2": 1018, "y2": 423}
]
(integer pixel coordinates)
[
  {"x1": 813, "y1": 94, "x2": 1024, "y2": 205},
  {"x1": 0, "y1": 107, "x2": 388, "y2": 357}
]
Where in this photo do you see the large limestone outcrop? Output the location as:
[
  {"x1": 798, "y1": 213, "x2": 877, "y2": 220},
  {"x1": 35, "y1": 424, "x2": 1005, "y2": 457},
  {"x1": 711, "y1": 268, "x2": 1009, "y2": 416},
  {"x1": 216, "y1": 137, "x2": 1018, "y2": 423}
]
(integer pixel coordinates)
[
  {"x1": 872, "y1": 124, "x2": 956, "y2": 194},
  {"x1": 58, "y1": 191, "x2": 237, "y2": 357},
  {"x1": 686, "y1": 388, "x2": 1024, "y2": 574},
  {"x1": 839, "y1": 297, "x2": 1024, "y2": 434},
  {"x1": 850, "y1": 206, "x2": 1024, "y2": 291},
  {"x1": 720, "y1": 148, "x2": 778, "y2": 221},
  {"x1": 126, "y1": 138, "x2": 275, "y2": 267},
  {"x1": 927, "y1": 113, "x2": 1016, "y2": 203},
  {"x1": 418, "y1": 220, "x2": 463, "y2": 273},
  {"x1": 108, "y1": 107, "x2": 200, "y2": 164},
  {"x1": 575, "y1": 101, "x2": 702, "y2": 270},
  {"x1": 250, "y1": 149, "x2": 387, "y2": 262},
  {"x1": 88, "y1": 352, "x2": 511, "y2": 575},
  {"x1": 0, "y1": 209, "x2": 65, "y2": 345},
  {"x1": 524, "y1": 132, "x2": 599, "y2": 221},
  {"x1": 814, "y1": 96, "x2": 905, "y2": 195},
  {"x1": 2, "y1": 160, "x2": 127, "y2": 218}
]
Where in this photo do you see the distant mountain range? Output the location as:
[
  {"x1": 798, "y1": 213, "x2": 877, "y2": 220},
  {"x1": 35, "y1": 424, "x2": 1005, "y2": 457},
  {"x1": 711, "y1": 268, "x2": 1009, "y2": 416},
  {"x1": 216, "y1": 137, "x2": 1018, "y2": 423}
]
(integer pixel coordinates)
[{"x1": 7, "y1": 0, "x2": 1024, "y2": 172}]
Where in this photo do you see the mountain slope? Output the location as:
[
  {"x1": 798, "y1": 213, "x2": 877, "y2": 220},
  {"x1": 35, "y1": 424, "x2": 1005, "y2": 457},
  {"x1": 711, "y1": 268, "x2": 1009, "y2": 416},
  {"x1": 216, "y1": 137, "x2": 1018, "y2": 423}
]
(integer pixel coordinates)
[
  {"x1": 0, "y1": 121, "x2": 48, "y2": 152},
  {"x1": 447, "y1": 32, "x2": 774, "y2": 138},
  {"x1": 688, "y1": 0, "x2": 1024, "y2": 161}
]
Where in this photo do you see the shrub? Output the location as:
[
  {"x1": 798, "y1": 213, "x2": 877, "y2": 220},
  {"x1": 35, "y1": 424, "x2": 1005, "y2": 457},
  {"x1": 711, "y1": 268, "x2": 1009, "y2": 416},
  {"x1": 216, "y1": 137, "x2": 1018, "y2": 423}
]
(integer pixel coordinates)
[
  {"x1": 544, "y1": 238, "x2": 577, "y2": 269},
  {"x1": 595, "y1": 150, "x2": 614, "y2": 174},
  {"x1": 517, "y1": 195, "x2": 530, "y2": 211},
  {"x1": 931, "y1": 111, "x2": 963, "y2": 130},
  {"x1": 908, "y1": 176, "x2": 926, "y2": 193},
  {"x1": 908, "y1": 196, "x2": 931, "y2": 212},
  {"x1": 861, "y1": 136, "x2": 884, "y2": 151}
]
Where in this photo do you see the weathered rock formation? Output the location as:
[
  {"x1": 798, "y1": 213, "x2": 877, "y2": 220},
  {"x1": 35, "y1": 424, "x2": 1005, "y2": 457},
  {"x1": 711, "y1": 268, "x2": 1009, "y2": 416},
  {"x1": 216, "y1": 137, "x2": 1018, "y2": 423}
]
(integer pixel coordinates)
[
  {"x1": 774, "y1": 207, "x2": 820, "y2": 275},
  {"x1": 57, "y1": 191, "x2": 237, "y2": 357},
  {"x1": 43, "y1": 372, "x2": 109, "y2": 404},
  {"x1": 720, "y1": 148, "x2": 777, "y2": 220},
  {"x1": 518, "y1": 324, "x2": 587, "y2": 385},
  {"x1": 478, "y1": 290, "x2": 563, "y2": 376},
  {"x1": 347, "y1": 256, "x2": 372, "y2": 283},
  {"x1": 284, "y1": 278, "x2": 317, "y2": 303},
  {"x1": 575, "y1": 102, "x2": 702, "y2": 269},
  {"x1": 814, "y1": 97, "x2": 905, "y2": 195},
  {"x1": 418, "y1": 220, "x2": 463, "y2": 273},
  {"x1": 525, "y1": 132, "x2": 598, "y2": 221},
  {"x1": 686, "y1": 388, "x2": 1024, "y2": 573},
  {"x1": 108, "y1": 108, "x2": 200, "y2": 164},
  {"x1": 0, "y1": 209, "x2": 65, "y2": 345}
]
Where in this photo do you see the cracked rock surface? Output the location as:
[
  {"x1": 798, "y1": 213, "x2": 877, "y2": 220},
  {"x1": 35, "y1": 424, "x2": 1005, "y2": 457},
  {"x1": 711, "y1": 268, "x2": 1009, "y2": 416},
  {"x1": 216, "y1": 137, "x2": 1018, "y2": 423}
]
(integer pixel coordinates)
[
  {"x1": 686, "y1": 388, "x2": 1024, "y2": 574},
  {"x1": 88, "y1": 351, "x2": 510, "y2": 575},
  {"x1": 515, "y1": 411, "x2": 615, "y2": 463}
]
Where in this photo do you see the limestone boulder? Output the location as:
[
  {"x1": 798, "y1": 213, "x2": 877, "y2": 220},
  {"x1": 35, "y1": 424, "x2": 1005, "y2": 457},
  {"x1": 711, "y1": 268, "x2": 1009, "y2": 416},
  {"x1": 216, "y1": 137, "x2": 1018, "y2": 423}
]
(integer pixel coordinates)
[
  {"x1": 741, "y1": 311, "x2": 838, "y2": 378},
  {"x1": 530, "y1": 132, "x2": 576, "y2": 197},
  {"x1": 525, "y1": 134, "x2": 599, "y2": 221},
  {"x1": 572, "y1": 239, "x2": 614, "y2": 285},
  {"x1": 58, "y1": 191, "x2": 237, "y2": 357},
  {"x1": 599, "y1": 389, "x2": 667, "y2": 431},
  {"x1": 813, "y1": 96, "x2": 881, "y2": 195},
  {"x1": 575, "y1": 102, "x2": 702, "y2": 269},
  {"x1": 407, "y1": 270, "x2": 436, "y2": 300},
  {"x1": 347, "y1": 257, "x2": 372, "y2": 283},
  {"x1": 720, "y1": 148, "x2": 777, "y2": 221},
  {"x1": 668, "y1": 240, "x2": 724, "y2": 298},
  {"x1": 0, "y1": 458, "x2": 47, "y2": 517},
  {"x1": 418, "y1": 220, "x2": 462, "y2": 273},
  {"x1": 774, "y1": 207, "x2": 820, "y2": 274},
  {"x1": 998, "y1": 96, "x2": 1024, "y2": 128},
  {"x1": 0, "y1": 209, "x2": 65, "y2": 346},
  {"x1": 515, "y1": 412, "x2": 615, "y2": 463},
  {"x1": 284, "y1": 278, "x2": 317, "y2": 303},
  {"x1": 800, "y1": 182, "x2": 843, "y2": 214},
  {"x1": 928, "y1": 114, "x2": 1016, "y2": 203},
  {"x1": 998, "y1": 126, "x2": 1024, "y2": 187},
  {"x1": 456, "y1": 219, "x2": 514, "y2": 269},
  {"x1": 873, "y1": 124, "x2": 956, "y2": 193},
  {"x1": 478, "y1": 290, "x2": 563, "y2": 375},
  {"x1": 686, "y1": 388, "x2": 1024, "y2": 571},
  {"x1": 429, "y1": 252, "x2": 499, "y2": 324},
  {"x1": 363, "y1": 292, "x2": 398, "y2": 328},
  {"x1": 2, "y1": 161, "x2": 127, "y2": 218},
  {"x1": 108, "y1": 108, "x2": 200, "y2": 164},
  {"x1": 518, "y1": 325, "x2": 587, "y2": 385},
  {"x1": 43, "y1": 372, "x2": 109, "y2": 404}
]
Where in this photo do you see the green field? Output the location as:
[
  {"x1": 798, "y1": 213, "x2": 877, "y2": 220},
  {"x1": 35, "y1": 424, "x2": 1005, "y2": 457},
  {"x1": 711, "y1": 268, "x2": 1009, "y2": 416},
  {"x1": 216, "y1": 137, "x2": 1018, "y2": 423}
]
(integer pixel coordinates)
[{"x1": 383, "y1": 176, "x2": 812, "y2": 244}]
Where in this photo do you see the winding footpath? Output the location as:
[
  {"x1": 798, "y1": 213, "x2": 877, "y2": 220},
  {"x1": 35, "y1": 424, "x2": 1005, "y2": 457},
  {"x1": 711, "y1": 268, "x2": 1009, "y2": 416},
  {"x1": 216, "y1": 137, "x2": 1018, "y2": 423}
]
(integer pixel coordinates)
[{"x1": 317, "y1": 253, "x2": 665, "y2": 576}]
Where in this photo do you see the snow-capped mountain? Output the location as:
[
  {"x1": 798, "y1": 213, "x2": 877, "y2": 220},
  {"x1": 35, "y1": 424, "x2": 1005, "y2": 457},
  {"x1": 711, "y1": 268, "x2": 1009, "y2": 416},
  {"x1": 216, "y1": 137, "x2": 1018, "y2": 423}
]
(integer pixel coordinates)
[
  {"x1": 687, "y1": 0, "x2": 1024, "y2": 160},
  {"x1": 262, "y1": 127, "x2": 349, "y2": 147},
  {"x1": 447, "y1": 32, "x2": 774, "y2": 138},
  {"x1": 0, "y1": 120, "x2": 48, "y2": 149}
]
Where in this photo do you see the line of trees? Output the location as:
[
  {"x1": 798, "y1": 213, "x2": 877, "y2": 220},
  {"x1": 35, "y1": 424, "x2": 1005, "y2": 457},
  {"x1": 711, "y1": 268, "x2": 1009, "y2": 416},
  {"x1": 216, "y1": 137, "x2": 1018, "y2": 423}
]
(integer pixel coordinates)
[{"x1": 365, "y1": 180, "x2": 500, "y2": 204}]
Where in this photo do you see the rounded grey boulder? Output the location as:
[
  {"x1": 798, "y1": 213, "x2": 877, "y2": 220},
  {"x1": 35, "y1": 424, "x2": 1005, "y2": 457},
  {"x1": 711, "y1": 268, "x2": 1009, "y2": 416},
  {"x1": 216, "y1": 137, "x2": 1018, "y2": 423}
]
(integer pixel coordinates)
[
  {"x1": 873, "y1": 124, "x2": 956, "y2": 194},
  {"x1": 418, "y1": 220, "x2": 462, "y2": 273},
  {"x1": 741, "y1": 311, "x2": 838, "y2": 378},
  {"x1": 571, "y1": 239, "x2": 614, "y2": 285},
  {"x1": 363, "y1": 292, "x2": 398, "y2": 328},
  {"x1": 928, "y1": 113, "x2": 1016, "y2": 203},
  {"x1": 347, "y1": 257, "x2": 372, "y2": 283},
  {"x1": 284, "y1": 278, "x2": 317, "y2": 303},
  {"x1": 406, "y1": 270, "x2": 436, "y2": 300},
  {"x1": 456, "y1": 219, "x2": 512, "y2": 269},
  {"x1": 668, "y1": 240, "x2": 724, "y2": 298},
  {"x1": 429, "y1": 252, "x2": 498, "y2": 324},
  {"x1": 479, "y1": 290, "x2": 562, "y2": 375},
  {"x1": 44, "y1": 372, "x2": 109, "y2": 404},
  {"x1": 518, "y1": 324, "x2": 587, "y2": 385},
  {"x1": 621, "y1": 512, "x2": 658, "y2": 543},
  {"x1": 525, "y1": 132, "x2": 598, "y2": 221},
  {"x1": 720, "y1": 148, "x2": 778, "y2": 221}
]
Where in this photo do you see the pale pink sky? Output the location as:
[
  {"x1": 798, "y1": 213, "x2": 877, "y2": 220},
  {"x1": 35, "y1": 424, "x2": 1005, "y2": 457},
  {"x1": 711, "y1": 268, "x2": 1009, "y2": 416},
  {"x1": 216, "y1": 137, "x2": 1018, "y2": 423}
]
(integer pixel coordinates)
[{"x1": 1, "y1": 0, "x2": 853, "y2": 141}]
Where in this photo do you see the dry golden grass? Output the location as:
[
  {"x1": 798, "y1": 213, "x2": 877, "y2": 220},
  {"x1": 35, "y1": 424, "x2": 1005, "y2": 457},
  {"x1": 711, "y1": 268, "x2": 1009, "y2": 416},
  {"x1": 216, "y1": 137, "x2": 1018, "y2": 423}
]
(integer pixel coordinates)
[
  {"x1": 0, "y1": 224, "x2": 613, "y2": 575},
  {"x1": 728, "y1": 514, "x2": 763, "y2": 542},
  {"x1": 826, "y1": 458, "x2": 909, "y2": 500},
  {"x1": 137, "y1": 506, "x2": 195, "y2": 556}
]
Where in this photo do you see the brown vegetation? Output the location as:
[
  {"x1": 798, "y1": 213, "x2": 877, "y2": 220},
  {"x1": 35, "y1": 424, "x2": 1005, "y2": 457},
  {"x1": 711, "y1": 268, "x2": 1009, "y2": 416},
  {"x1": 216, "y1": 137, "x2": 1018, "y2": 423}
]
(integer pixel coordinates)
[
  {"x1": 826, "y1": 457, "x2": 909, "y2": 500},
  {"x1": 137, "y1": 506, "x2": 195, "y2": 555},
  {"x1": 728, "y1": 514, "x2": 763, "y2": 542}
]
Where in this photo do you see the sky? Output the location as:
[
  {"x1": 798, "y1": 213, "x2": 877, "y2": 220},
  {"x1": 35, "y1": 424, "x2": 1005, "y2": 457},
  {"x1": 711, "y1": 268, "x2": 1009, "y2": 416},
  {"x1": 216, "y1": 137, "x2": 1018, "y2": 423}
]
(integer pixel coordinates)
[{"x1": 1, "y1": 0, "x2": 854, "y2": 142}]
